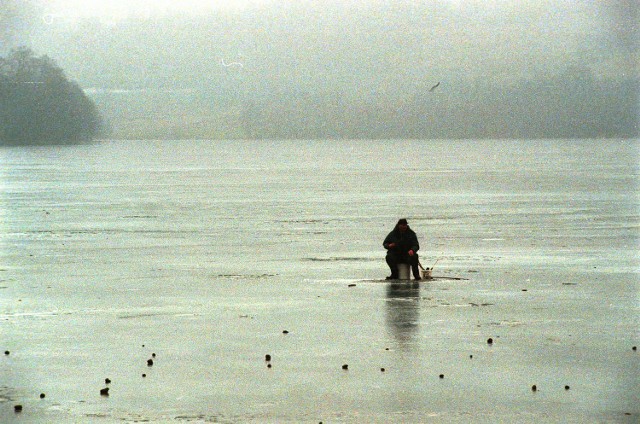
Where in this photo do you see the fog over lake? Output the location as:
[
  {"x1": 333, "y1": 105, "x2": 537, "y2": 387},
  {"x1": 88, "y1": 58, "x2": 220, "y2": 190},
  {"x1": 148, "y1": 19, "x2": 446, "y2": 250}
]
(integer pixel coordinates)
[{"x1": 2, "y1": 0, "x2": 638, "y2": 139}]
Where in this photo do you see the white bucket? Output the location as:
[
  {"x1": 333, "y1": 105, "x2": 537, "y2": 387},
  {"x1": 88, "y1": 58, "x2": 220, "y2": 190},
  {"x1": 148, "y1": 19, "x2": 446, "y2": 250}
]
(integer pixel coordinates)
[{"x1": 397, "y1": 263, "x2": 411, "y2": 280}]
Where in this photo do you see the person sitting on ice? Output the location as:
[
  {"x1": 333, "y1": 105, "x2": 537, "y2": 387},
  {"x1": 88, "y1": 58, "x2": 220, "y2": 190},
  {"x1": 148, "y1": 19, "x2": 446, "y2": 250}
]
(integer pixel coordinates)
[{"x1": 383, "y1": 218, "x2": 421, "y2": 280}]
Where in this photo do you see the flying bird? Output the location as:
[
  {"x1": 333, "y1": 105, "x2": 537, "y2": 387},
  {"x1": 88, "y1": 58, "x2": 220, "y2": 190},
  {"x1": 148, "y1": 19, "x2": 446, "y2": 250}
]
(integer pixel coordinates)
[
  {"x1": 429, "y1": 81, "x2": 441, "y2": 92},
  {"x1": 221, "y1": 58, "x2": 244, "y2": 68}
]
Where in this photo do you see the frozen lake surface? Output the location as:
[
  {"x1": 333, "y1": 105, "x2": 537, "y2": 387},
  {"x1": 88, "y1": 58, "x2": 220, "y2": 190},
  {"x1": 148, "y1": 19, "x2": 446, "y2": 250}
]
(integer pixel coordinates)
[{"x1": 1, "y1": 139, "x2": 639, "y2": 422}]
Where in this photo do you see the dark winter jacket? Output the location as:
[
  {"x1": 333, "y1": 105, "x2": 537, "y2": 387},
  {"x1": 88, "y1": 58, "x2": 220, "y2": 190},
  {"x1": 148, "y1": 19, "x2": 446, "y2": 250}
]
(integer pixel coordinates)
[{"x1": 383, "y1": 224, "x2": 420, "y2": 255}]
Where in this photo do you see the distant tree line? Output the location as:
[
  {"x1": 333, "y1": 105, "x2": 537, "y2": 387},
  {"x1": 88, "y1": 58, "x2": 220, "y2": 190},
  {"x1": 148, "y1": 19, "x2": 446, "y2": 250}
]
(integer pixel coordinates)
[
  {"x1": 237, "y1": 75, "x2": 639, "y2": 140},
  {"x1": 90, "y1": 71, "x2": 638, "y2": 140},
  {"x1": 0, "y1": 47, "x2": 102, "y2": 145}
]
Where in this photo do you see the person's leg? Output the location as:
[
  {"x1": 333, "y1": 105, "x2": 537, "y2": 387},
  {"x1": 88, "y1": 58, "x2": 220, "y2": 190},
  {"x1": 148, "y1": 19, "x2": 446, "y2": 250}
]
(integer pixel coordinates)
[
  {"x1": 409, "y1": 254, "x2": 421, "y2": 279},
  {"x1": 385, "y1": 251, "x2": 399, "y2": 279}
]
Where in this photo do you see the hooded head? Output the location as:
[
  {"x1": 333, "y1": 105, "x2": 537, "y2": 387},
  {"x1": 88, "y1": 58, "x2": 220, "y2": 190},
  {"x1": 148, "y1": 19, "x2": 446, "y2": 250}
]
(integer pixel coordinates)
[{"x1": 397, "y1": 218, "x2": 409, "y2": 232}]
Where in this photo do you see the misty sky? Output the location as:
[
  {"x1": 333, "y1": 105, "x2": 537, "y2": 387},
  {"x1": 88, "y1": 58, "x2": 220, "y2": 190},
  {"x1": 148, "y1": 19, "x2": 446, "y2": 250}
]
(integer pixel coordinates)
[
  {"x1": 1, "y1": 0, "x2": 638, "y2": 139},
  {"x1": 2, "y1": 0, "x2": 637, "y2": 88}
]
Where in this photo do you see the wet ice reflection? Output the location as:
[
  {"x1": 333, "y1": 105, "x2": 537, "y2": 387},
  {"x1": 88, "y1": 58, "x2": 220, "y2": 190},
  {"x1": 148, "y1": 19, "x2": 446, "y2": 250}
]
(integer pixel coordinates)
[{"x1": 385, "y1": 282, "x2": 421, "y2": 348}]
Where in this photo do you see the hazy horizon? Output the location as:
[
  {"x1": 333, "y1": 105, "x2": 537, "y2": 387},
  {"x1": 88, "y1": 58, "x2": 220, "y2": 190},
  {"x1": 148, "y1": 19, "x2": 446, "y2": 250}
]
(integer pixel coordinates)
[{"x1": 1, "y1": 0, "x2": 638, "y2": 140}]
